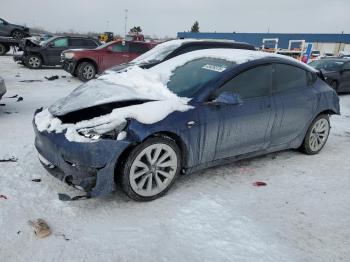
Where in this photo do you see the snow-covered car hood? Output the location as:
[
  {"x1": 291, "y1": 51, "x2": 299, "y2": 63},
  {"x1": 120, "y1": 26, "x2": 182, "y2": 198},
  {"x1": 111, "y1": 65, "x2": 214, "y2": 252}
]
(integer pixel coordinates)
[{"x1": 49, "y1": 66, "x2": 183, "y2": 117}]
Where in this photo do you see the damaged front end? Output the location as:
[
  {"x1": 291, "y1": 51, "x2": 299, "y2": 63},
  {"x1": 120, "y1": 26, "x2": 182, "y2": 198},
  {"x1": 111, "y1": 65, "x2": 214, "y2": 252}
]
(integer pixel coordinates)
[{"x1": 33, "y1": 107, "x2": 134, "y2": 199}]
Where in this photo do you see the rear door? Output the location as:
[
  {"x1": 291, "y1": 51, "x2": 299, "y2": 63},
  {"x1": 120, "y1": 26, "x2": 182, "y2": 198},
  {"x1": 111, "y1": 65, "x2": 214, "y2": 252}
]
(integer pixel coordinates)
[
  {"x1": 269, "y1": 63, "x2": 318, "y2": 147},
  {"x1": 200, "y1": 64, "x2": 275, "y2": 160},
  {"x1": 69, "y1": 38, "x2": 98, "y2": 49},
  {"x1": 45, "y1": 37, "x2": 69, "y2": 65}
]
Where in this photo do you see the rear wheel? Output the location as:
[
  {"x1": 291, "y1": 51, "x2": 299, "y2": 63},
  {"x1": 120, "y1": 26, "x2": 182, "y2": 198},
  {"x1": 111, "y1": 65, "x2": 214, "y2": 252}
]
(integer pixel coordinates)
[
  {"x1": 77, "y1": 62, "x2": 96, "y2": 82},
  {"x1": 301, "y1": 114, "x2": 330, "y2": 155},
  {"x1": 26, "y1": 55, "x2": 42, "y2": 69},
  {"x1": 121, "y1": 137, "x2": 181, "y2": 201}
]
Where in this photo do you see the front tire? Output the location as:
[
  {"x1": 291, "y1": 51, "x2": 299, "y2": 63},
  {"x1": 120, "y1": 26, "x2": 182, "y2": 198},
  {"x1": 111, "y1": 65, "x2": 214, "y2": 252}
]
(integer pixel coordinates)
[
  {"x1": 77, "y1": 62, "x2": 96, "y2": 82},
  {"x1": 121, "y1": 137, "x2": 181, "y2": 201},
  {"x1": 26, "y1": 55, "x2": 42, "y2": 69},
  {"x1": 301, "y1": 114, "x2": 330, "y2": 155}
]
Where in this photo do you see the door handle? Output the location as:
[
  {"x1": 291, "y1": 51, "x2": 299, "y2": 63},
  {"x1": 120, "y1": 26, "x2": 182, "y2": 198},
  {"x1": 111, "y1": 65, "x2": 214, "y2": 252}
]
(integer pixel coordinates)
[{"x1": 187, "y1": 121, "x2": 195, "y2": 128}]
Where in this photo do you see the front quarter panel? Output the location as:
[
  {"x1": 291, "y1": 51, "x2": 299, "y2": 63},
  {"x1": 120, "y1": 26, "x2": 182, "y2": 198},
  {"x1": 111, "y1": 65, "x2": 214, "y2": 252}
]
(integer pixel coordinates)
[{"x1": 125, "y1": 107, "x2": 202, "y2": 169}]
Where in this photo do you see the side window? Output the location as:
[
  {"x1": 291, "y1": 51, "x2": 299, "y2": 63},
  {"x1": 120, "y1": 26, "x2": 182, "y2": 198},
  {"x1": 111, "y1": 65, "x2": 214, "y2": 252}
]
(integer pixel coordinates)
[
  {"x1": 69, "y1": 38, "x2": 85, "y2": 47},
  {"x1": 111, "y1": 42, "x2": 128, "y2": 52},
  {"x1": 343, "y1": 62, "x2": 350, "y2": 70},
  {"x1": 274, "y1": 64, "x2": 307, "y2": 92},
  {"x1": 52, "y1": 38, "x2": 68, "y2": 48},
  {"x1": 214, "y1": 65, "x2": 273, "y2": 99},
  {"x1": 0, "y1": 19, "x2": 4, "y2": 25},
  {"x1": 129, "y1": 43, "x2": 149, "y2": 53}
]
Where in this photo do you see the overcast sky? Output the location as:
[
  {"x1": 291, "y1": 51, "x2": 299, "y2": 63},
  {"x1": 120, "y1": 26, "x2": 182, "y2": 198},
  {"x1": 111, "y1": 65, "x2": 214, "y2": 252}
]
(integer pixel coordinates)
[{"x1": 2, "y1": 0, "x2": 350, "y2": 37}]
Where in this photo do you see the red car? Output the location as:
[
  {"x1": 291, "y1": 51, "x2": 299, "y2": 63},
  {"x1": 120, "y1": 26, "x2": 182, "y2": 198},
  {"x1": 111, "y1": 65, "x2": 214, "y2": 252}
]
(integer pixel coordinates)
[{"x1": 61, "y1": 40, "x2": 156, "y2": 81}]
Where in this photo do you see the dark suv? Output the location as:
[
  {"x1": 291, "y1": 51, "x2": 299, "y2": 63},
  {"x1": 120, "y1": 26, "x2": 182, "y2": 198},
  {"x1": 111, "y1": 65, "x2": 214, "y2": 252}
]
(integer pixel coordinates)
[
  {"x1": 0, "y1": 18, "x2": 30, "y2": 39},
  {"x1": 14, "y1": 36, "x2": 100, "y2": 69},
  {"x1": 110, "y1": 39, "x2": 256, "y2": 72}
]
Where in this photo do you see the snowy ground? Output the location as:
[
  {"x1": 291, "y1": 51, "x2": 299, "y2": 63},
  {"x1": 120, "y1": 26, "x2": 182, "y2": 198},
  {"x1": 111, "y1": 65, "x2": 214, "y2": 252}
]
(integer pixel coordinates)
[{"x1": 0, "y1": 54, "x2": 349, "y2": 262}]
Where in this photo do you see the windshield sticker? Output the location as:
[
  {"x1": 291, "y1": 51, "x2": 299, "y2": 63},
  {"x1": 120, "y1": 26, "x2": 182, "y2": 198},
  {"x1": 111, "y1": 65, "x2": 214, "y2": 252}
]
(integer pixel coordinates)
[{"x1": 202, "y1": 64, "x2": 227, "y2": 72}]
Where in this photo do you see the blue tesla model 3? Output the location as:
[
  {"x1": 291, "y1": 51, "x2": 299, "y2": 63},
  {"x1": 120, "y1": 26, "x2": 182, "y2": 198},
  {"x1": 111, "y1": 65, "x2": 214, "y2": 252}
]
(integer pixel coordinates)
[{"x1": 33, "y1": 49, "x2": 340, "y2": 201}]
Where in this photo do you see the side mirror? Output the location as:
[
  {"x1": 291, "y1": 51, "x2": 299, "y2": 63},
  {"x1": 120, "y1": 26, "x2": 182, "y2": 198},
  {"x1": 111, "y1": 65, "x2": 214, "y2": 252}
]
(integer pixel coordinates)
[
  {"x1": 211, "y1": 91, "x2": 242, "y2": 106},
  {"x1": 47, "y1": 42, "x2": 54, "y2": 48},
  {"x1": 106, "y1": 45, "x2": 113, "y2": 52}
]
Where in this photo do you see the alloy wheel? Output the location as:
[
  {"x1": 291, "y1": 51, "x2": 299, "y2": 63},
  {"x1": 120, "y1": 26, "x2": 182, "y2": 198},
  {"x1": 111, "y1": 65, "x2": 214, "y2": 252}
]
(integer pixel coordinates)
[
  {"x1": 82, "y1": 65, "x2": 95, "y2": 80},
  {"x1": 129, "y1": 143, "x2": 178, "y2": 197},
  {"x1": 28, "y1": 57, "x2": 41, "y2": 68},
  {"x1": 308, "y1": 118, "x2": 330, "y2": 152}
]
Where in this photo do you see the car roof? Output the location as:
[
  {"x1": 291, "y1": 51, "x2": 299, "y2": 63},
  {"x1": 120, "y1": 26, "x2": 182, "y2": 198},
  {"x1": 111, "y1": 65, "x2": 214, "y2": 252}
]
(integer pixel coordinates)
[{"x1": 151, "y1": 48, "x2": 316, "y2": 73}]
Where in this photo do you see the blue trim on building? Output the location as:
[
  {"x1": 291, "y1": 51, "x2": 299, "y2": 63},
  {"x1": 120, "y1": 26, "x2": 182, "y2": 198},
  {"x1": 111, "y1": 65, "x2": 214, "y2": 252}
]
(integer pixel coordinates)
[{"x1": 177, "y1": 32, "x2": 350, "y2": 48}]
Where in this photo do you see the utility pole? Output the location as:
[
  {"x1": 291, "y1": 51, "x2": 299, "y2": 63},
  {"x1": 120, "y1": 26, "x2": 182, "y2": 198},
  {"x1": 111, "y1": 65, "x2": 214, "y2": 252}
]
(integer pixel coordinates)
[{"x1": 124, "y1": 9, "x2": 128, "y2": 39}]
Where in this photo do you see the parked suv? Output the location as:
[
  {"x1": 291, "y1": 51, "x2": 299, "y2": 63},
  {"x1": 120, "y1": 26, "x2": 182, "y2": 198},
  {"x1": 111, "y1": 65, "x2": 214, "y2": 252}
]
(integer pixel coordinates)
[
  {"x1": 61, "y1": 40, "x2": 156, "y2": 81},
  {"x1": 13, "y1": 36, "x2": 100, "y2": 69},
  {"x1": 0, "y1": 18, "x2": 30, "y2": 39}
]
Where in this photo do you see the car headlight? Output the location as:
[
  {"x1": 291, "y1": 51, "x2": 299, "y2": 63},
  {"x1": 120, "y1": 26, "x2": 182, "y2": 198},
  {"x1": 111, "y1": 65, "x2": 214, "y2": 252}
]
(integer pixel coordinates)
[
  {"x1": 77, "y1": 121, "x2": 127, "y2": 140},
  {"x1": 64, "y1": 52, "x2": 75, "y2": 59}
]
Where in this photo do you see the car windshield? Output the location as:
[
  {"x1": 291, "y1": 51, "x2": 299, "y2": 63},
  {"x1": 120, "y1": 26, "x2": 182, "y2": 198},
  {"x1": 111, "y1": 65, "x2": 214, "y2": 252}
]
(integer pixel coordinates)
[
  {"x1": 309, "y1": 60, "x2": 344, "y2": 71},
  {"x1": 166, "y1": 58, "x2": 236, "y2": 97},
  {"x1": 40, "y1": 36, "x2": 56, "y2": 46},
  {"x1": 96, "y1": 41, "x2": 118, "y2": 50},
  {"x1": 132, "y1": 40, "x2": 184, "y2": 64}
]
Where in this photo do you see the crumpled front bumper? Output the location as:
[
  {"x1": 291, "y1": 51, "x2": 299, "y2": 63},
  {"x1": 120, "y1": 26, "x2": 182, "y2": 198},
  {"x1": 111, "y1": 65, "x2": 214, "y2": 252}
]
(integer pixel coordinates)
[
  {"x1": 33, "y1": 109, "x2": 131, "y2": 197},
  {"x1": 62, "y1": 59, "x2": 77, "y2": 74}
]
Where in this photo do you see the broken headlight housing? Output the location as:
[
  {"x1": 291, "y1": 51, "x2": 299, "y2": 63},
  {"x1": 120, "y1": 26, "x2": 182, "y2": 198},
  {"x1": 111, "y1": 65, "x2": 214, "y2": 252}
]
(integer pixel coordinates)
[
  {"x1": 64, "y1": 52, "x2": 75, "y2": 59},
  {"x1": 78, "y1": 121, "x2": 127, "y2": 140}
]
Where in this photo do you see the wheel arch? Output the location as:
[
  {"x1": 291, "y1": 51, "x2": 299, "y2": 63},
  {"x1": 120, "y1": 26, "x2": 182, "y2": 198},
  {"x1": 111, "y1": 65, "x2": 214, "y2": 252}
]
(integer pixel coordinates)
[{"x1": 114, "y1": 131, "x2": 189, "y2": 182}]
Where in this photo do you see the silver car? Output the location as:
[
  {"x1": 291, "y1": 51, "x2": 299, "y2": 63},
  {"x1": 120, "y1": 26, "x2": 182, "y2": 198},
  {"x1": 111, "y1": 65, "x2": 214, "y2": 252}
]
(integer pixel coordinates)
[{"x1": 0, "y1": 76, "x2": 6, "y2": 100}]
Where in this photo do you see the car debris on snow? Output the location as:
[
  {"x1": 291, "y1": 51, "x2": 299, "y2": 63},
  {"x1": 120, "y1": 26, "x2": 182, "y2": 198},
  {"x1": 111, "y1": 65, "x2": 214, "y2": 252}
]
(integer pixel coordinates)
[
  {"x1": 45, "y1": 75, "x2": 59, "y2": 81},
  {"x1": 19, "y1": 80, "x2": 43, "y2": 83},
  {"x1": 0, "y1": 156, "x2": 18, "y2": 162},
  {"x1": 28, "y1": 219, "x2": 51, "y2": 238},
  {"x1": 31, "y1": 178, "x2": 41, "y2": 182},
  {"x1": 252, "y1": 181, "x2": 267, "y2": 187},
  {"x1": 0, "y1": 194, "x2": 8, "y2": 200}
]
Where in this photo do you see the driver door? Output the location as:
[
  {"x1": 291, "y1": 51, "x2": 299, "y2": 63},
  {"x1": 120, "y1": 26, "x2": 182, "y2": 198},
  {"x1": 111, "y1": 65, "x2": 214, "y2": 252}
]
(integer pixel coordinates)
[{"x1": 199, "y1": 64, "x2": 275, "y2": 161}]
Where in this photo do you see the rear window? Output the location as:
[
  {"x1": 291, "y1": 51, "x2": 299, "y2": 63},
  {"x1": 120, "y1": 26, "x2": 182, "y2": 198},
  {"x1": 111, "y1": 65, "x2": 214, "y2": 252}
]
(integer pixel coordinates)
[
  {"x1": 111, "y1": 42, "x2": 129, "y2": 52},
  {"x1": 70, "y1": 38, "x2": 97, "y2": 47},
  {"x1": 274, "y1": 64, "x2": 307, "y2": 92},
  {"x1": 309, "y1": 60, "x2": 344, "y2": 71},
  {"x1": 129, "y1": 43, "x2": 149, "y2": 53},
  {"x1": 167, "y1": 58, "x2": 235, "y2": 97}
]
